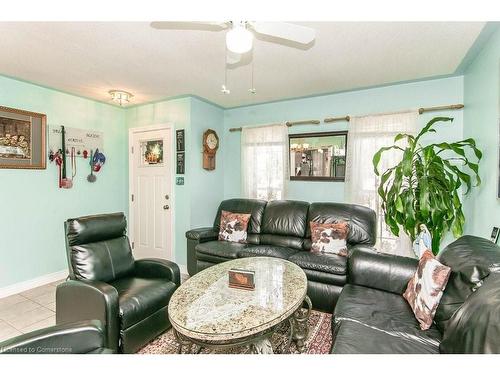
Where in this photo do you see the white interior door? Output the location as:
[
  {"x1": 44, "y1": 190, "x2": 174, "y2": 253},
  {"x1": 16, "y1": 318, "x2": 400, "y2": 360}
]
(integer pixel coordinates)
[{"x1": 130, "y1": 127, "x2": 172, "y2": 260}]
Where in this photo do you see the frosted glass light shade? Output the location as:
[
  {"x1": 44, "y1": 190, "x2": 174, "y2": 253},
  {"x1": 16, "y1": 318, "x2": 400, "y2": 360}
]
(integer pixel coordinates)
[{"x1": 226, "y1": 26, "x2": 253, "y2": 54}]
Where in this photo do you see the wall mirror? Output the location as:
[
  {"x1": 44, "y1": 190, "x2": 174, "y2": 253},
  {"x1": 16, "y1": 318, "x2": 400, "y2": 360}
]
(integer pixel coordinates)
[{"x1": 289, "y1": 131, "x2": 347, "y2": 181}]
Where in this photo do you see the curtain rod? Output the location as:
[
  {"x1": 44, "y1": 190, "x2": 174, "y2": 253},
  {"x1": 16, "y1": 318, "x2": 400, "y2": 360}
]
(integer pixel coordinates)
[
  {"x1": 228, "y1": 104, "x2": 464, "y2": 132},
  {"x1": 229, "y1": 119, "x2": 320, "y2": 132},
  {"x1": 324, "y1": 104, "x2": 464, "y2": 123}
]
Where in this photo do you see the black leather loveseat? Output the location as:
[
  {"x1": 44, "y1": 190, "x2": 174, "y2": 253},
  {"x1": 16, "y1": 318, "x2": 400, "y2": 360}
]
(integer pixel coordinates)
[
  {"x1": 331, "y1": 235, "x2": 500, "y2": 354},
  {"x1": 186, "y1": 198, "x2": 376, "y2": 312}
]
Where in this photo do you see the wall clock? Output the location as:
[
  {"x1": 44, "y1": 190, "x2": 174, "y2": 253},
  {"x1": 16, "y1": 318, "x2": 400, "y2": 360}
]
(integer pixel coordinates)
[{"x1": 202, "y1": 129, "x2": 219, "y2": 170}]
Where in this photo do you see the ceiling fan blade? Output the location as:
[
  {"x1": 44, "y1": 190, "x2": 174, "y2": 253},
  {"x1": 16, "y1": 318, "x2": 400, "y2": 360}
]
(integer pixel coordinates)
[
  {"x1": 250, "y1": 22, "x2": 315, "y2": 44},
  {"x1": 226, "y1": 50, "x2": 242, "y2": 65},
  {"x1": 150, "y1": 21, "x2": 229, "y2": 31}
]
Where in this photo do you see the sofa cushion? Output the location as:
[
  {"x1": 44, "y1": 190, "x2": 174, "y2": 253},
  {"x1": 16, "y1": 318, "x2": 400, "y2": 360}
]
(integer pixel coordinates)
[
  {"x1": 259, "y1": 200, "x2": 309, "y2": 250},
  {"x1": 218, "y1": 210, "x2": 251, "y2": 243},
  {"x1": 196, "y1": 240, "x2": 248, "y2": 260},
  {"x1": 110, "y1": 277, "x2": 177, "y2": 329},
  {"x1": 238, "y1": 245, "x2": 298, "y2": 259},
  {"x1": 435, "y1": 235, "x2": 497, "y2": 332},
  {"x1": 288, "y1": 251, "x2": 347, "y2": 276},
  {"x1": 213, "y1": 199, "x2": 267, "y2": 244},
  {"x1": 403, "y1": 250, "x2": 451, "y2": 330},
  {"x1": 304, "y1": 203, "x2": 377, "y2": 250},
  {"x1": 330, "y1": 320, "x2": 439, "y2": 354},
  {"x1": 310, "y1": 221, "x2": 349, "y2": 256},
  {"x1": 261, "y1": 200, "x2": 309, "y2": 237},
  {"x1": 334, "y1": 284, "x2": 442, "y2": 346}
]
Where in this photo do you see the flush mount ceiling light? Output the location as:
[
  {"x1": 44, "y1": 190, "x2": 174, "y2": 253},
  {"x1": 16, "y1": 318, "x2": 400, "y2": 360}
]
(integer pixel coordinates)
[
  {"x1": 225, "y1": 22, "x2": 253, "y2": 54},
  {"x1": 109, "y1": 90, "x2": 133, "y2": 106}
]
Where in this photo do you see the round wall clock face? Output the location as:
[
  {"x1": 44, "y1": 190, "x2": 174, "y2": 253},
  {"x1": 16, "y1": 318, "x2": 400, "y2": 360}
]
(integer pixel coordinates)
[{"x1": 206, "y1": 133, "x2": 218, "y2": 150}]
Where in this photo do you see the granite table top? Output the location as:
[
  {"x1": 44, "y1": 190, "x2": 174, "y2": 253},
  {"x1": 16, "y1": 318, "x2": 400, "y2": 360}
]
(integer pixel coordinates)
[{"x1": 168, "y1": 257, "x2": 308, "y2": 342}]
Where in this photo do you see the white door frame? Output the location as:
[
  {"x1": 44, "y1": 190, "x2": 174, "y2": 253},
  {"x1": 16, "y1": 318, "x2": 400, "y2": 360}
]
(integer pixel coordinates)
[{"x1": 128, "y1": 123, "x2": 175, "y2": 261}]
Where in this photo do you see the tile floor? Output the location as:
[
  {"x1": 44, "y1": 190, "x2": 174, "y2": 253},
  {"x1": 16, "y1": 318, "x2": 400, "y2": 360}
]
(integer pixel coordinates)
[
  {"x1": 0, "y1": 279, "x2": 63, "y2": 342},
  {"x1": 0, "y1": 274, "x2": 189, "y2": 343}
]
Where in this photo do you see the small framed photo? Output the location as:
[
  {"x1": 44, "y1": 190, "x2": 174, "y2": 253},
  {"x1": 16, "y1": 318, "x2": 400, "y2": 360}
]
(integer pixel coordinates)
[
  {"x1": 176, "y1": 129, "x2": 185, "y2": 152},
  {"x1": 228, "y1": 268, "x2": 255, "y2": 291},
  {"x1": 490, "y1": 227, "x2": 500, "y2": 243},
  {"x1": 176, "y1": 152, "x2": 185, "y2": 174}
]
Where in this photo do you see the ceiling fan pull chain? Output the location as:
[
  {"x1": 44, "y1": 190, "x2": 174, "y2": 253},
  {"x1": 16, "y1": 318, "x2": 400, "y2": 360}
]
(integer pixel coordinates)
[
  {"x1": 221, "y1": 48, "x2": 230, "y2": 94},
  {"x1": 249, "y1": 55, "x2": 256, "y2": 95}
]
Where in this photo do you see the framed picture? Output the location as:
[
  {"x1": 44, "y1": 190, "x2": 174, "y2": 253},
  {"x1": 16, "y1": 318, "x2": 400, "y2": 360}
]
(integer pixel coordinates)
[
  {"x1": 289, "y1": 131, "x2": 348, "y2": 181},
  {"x1": 0, "y1": 106, "x2": 46, "y2": 169},
  {"x1": 176, "y1": 152, "x2": 185, "y2": 174},
  {"x1": 490, "y1": 227, "x2": 499, "y2": 243},
  {"x1": 176, "y1": 129, "x2": 185, "y2": 152}
]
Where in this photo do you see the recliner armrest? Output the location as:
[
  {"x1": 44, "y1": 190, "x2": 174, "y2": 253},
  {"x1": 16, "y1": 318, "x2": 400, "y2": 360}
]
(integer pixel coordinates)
[
  {"x1": 134, "y1": 258, "x2": 181, "y2": 285},
  {"x1": 0, "y1": 320, "x2": 113, "y2": 354},
  {"x1": 186, "y1": 227, "x2": 218, "y2": 242},
  {"x1": 56, "y1": 280, "x2": 119, "y2": 352},
  {"x1": 348, "y1": 246, "x2": 418, "y2": 294}
]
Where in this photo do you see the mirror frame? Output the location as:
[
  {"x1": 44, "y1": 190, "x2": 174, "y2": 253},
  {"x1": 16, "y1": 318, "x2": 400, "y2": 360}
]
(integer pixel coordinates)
[{"x1": 288, "y1": 130, "x2": 348, "y2": 182}]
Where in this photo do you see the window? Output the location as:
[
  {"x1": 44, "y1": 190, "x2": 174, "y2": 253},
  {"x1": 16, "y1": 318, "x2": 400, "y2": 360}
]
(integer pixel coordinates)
[
  {"x1": 345, "y1": 111, "x2": 418, "y2": 257},
  {"x1": 241, "y1": 124, "x2": 288, "y2": 201}
]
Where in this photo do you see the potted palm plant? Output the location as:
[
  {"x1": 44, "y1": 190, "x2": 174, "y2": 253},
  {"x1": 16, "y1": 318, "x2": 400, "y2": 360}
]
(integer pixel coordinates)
[{"x1": 372, "y1": 117, "x2": 482, "y2": 255}]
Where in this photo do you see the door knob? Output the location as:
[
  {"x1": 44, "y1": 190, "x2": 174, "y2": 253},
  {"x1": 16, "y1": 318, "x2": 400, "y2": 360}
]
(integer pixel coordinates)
[
  {"x1": 163, "y1": 204, "x2": 169, "y2": 210},
  {"x1": 165, "y1": 194, "x2": 169, "y2": 200}
]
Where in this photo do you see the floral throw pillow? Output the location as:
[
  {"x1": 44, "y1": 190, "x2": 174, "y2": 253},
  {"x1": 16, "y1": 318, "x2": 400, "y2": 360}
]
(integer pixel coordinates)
[
  {"x1": 403, "y1": 250, "x2": 452, "y2": 330},
  {"x1": 218, "y1": 210, "x2": 251, "y2": 243},
  {"x1": 310, "y1": 221, "x2": 349, "y2": 256}
]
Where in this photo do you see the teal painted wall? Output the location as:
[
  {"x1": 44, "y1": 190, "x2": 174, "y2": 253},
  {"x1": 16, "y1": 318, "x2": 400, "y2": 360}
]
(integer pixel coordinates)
[
  {"x1": 223, "y1": 76, "x2": 465, "y2": 203},
  {"x1": 463, "y1": 26, "x2": 500, "y2": 237},
  {"x1": 189, "y1": 98, "x2": 225, "y2": 228},
  {"x1": 0, "y1": 75, "x2": 127, "y2": 288}
]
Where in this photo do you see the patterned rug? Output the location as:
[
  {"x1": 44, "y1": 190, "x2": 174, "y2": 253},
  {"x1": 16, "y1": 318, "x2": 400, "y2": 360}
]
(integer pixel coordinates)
[{"x1": 138, "y1": 311, "x2": 332, "y2": 354}]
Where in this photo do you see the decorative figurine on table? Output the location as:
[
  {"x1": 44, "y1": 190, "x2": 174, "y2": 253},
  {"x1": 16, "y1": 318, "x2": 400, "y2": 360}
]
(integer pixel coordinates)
[{"x1": 412, "y1": 224, "x2": 432, "y2": 258}]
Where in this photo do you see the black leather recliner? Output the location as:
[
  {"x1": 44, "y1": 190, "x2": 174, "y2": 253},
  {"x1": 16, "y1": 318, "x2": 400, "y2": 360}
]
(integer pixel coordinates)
[
  {"x1": 56, "y1": 212, "x2": 180, "y2": 353},
  {"x1": 186, "y1": 199, "x2": 377, "y2": 312},
  {"x1": 0, "y1": 320, "x2": 113, "y2": 354}
]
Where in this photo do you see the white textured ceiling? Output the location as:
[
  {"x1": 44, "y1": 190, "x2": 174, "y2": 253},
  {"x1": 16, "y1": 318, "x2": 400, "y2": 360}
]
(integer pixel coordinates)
[{"x1": 0, "y1": 22, "x2": 485, "y2": 108}]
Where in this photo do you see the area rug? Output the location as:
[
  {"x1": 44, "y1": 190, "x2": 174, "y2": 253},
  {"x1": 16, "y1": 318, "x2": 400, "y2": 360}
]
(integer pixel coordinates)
[{"x1": 138, "y1": 311, "x2": 332, "y2": 354}]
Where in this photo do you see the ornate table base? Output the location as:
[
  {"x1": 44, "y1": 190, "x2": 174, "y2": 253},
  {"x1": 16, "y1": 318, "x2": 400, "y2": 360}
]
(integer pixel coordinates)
[{"x1": 173, "y1": 295, "x2": 312, "y2": 354}]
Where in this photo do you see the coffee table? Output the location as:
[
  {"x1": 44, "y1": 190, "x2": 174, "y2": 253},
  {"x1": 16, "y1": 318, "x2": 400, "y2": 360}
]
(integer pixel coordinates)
[{"x1": 168, "y1": 257, "x2": 312, "y2": 354}]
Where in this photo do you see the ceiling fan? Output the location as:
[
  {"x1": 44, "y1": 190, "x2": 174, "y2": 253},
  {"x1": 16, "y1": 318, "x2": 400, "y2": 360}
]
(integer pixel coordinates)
[{"x1": 151, "y1": 21, "x2": 316, "y2": 64}]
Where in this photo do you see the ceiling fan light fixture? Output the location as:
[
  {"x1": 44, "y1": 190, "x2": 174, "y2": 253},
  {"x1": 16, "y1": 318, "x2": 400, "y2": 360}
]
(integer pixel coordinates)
[
  {"x1": 226, "y1": 24, "x2": 253, "y2": 54},
  {"x1": 109, "y1": 90, "x2": 133, "y2": 106}
]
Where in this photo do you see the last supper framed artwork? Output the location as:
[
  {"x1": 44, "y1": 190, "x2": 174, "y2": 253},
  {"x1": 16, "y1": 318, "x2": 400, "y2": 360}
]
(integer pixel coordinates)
[{"x1": 0, "y1": 106, "x2": 46, "y2": 169}]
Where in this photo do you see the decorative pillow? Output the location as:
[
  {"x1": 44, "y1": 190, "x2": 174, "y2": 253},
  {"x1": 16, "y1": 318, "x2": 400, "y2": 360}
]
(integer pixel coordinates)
[
  {"x1": 310, "y1": 221, "x2": 349, "y2": 256},
  {"x1": 403, "y1": 250, "x2": 451, "y2": 330},
  {"x1": 218, "y1": 210, "x2": 251, "y2": 243}
]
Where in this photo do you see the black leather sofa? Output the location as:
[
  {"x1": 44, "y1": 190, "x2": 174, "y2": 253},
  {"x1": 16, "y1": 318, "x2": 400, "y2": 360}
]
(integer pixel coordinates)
[
  {"x1": 0, "y1": 320, "x2": 113, "y2": 354},
  {"x1": 186, "y1": 199, "x2": 376, "y2": 312},
  {"x1": 56, "y1": 213, "x2": 180, "y2": 353},
  {"x1": 331, "y1": 235, "x2": 500, "y2": 354}
]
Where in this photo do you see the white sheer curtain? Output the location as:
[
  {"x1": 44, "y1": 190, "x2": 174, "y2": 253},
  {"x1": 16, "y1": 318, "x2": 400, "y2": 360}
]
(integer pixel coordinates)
[
  {"x1": 241, "y1": 124, "x2": 288, "y2": 201},
  {"x1": 345, "y1": 111, "x2": 418, "y2": 257}
]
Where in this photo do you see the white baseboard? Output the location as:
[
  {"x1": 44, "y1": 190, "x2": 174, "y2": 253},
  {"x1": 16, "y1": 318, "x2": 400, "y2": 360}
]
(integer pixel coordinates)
[
  {"x1": 0, "y1": 269, "x2": 68, "y2": 299},
  {"x1": 177, "y1": 264, "x2": 188, "y2": 275}
]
